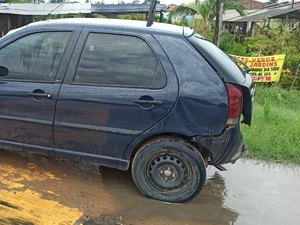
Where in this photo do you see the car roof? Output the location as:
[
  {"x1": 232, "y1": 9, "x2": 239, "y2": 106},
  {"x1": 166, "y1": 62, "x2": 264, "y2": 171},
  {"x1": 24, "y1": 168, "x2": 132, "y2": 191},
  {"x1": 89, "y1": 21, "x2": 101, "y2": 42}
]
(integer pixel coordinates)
[{"x1": 26, "y1": 18, "x2": 194, "y2": 37}]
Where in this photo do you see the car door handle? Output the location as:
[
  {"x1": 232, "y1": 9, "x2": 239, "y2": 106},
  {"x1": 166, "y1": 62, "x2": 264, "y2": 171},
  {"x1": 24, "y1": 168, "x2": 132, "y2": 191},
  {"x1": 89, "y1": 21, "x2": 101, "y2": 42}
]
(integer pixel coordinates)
[
  {"x1": 134, "y1": 99, "x2": 163, "y2": 105},
  {"x1": 28, "y1": 92, "x2": 52, "y2": 98}
]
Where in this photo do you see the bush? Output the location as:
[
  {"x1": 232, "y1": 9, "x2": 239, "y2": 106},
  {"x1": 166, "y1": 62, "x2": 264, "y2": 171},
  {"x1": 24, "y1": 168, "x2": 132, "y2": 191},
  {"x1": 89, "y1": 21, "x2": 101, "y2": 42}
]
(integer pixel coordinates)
[
  {"x1": 219, "y1": 30, "x2": 235, "y2": 51},
  {"x1": 279, "y1": 74, "x2": 300, "y2": 90},
  {"x1": 219, "y1": 30, "x2": 247, "y2": 56},
  {"x1": 226, "y1": 43, "x2": 247, "y2": 56},
  {"x1": 285, "y1": 54, "x2": 300, "y2": 72}
]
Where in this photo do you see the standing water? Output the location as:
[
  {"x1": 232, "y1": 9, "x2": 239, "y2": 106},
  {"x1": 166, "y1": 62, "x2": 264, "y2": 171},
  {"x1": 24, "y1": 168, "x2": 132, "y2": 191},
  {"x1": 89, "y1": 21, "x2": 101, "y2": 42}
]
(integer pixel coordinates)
[{"x1": 102, "y1": 159, "x2": 300, "y2": 225}]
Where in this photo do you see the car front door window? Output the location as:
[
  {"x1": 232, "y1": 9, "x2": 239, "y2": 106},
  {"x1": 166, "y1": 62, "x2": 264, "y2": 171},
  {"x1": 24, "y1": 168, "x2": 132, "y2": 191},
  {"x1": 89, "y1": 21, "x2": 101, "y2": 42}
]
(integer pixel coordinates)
[{"x1": 0, "y1": 32, "x2": 71, "y2": 82}]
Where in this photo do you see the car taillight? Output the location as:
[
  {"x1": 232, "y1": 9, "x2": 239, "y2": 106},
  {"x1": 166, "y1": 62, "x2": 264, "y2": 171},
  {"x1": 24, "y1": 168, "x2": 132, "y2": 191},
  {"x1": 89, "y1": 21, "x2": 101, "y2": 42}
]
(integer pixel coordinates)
[{"x1": 226, "y1": 84, "x2": 243, "y2": 126}]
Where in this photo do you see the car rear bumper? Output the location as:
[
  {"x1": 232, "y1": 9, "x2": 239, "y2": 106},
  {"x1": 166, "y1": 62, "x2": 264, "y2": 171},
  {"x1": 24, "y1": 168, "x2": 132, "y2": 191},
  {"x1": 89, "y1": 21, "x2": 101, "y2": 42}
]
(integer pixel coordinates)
[{"x1": 192, "y1": 125, "x2": 245, "y2": 165}]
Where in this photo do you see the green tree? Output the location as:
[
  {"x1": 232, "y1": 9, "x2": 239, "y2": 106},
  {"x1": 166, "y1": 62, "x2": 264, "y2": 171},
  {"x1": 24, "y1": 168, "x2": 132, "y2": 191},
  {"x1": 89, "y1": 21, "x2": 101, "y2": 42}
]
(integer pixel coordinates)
[{"x1": 171, "y1": 0, "x2": 244, "y2": 28}]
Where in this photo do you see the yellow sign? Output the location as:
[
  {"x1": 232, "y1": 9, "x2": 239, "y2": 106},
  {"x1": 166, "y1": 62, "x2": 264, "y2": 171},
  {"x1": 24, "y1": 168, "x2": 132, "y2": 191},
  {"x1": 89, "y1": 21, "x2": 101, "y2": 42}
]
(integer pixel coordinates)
[{"x1": 233, "y1": 54, "x2": 286, "y2": 82}]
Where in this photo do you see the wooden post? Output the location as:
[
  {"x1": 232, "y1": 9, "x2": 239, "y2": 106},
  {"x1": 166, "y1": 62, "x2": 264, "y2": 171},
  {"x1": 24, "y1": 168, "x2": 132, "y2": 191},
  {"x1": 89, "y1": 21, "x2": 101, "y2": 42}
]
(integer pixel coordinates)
[
  {"x1": 251, "y1": 22, "x2": 256, "y2": 37},
  {"x1": 214, "y1": 0, "x2": 224, "y2": 47},
  {"x1": 159, "y1": 10, "x2": 163, "y2": 23},
  {"x1": 147, "y1": 0, "x2": 157, "y2": 27},
  {"x1": 7, "y1": 14, "x2": 11, "y2": 33},
  {"x1": 290, "y1": 63, "x2": 300, "y2": 90}
]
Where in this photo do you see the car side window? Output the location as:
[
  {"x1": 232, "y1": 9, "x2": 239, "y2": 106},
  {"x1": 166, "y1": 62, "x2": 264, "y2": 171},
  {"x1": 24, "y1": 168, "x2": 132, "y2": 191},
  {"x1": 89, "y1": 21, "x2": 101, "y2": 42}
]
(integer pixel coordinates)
[
  {"x1": 73, "y1": 33, "x2": 166, "y2": 89},
  {"x1": 0, "y1": 32, "x2": 72, "y2": 83}
]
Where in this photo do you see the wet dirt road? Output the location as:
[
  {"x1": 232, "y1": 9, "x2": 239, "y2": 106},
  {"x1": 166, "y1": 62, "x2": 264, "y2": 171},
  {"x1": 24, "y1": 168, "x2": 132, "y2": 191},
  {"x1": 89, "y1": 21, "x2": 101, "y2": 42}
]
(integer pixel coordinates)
[{"x1": 0, "y1": 150, "x2": 299, "y2": 225}]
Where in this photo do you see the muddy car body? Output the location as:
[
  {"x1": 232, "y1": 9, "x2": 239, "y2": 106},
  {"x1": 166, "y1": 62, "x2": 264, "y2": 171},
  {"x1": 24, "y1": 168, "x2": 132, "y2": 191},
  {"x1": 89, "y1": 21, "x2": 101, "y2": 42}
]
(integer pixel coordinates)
[{"x1": 0, "y1": 19, "x2": 253, "y2": 202}]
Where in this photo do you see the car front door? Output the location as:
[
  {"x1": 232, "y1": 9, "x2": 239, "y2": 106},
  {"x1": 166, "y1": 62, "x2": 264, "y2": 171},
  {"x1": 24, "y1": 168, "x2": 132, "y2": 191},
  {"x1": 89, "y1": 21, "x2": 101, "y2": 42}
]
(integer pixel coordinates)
[
  {"x1": 54, "y1": 29, "x2": 178, "y2": 166},
  {"x1": 0, "y1": 30, "x2": 78, "y2": 151}
]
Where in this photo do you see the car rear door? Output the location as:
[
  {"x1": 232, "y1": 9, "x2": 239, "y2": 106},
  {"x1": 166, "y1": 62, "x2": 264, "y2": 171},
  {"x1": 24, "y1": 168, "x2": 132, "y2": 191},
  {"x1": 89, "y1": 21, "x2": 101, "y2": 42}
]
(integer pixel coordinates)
[
  {"x1": 187, "y1": 34, "x2": 254, "y2": 125},
  {"x1": 0, "y1": 29, "x2": 80, "y2": 151},
  {"x1": 54, "y1": 28, "x2": 178, "y2": 165}
]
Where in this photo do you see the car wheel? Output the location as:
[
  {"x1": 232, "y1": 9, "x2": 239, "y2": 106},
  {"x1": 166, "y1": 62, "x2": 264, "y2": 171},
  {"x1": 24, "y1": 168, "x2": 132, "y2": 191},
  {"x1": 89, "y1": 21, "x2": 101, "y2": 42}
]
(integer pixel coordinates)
[{"x1": 131, "y1": 137, "x2": 206, "y2": 203}]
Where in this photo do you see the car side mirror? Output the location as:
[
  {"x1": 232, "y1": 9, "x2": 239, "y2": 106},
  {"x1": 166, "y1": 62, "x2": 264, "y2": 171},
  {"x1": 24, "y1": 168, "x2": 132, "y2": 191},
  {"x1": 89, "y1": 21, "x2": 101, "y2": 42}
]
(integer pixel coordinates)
[{"x1": 0, "y1": 66, "x2": 9, "y2": 76}]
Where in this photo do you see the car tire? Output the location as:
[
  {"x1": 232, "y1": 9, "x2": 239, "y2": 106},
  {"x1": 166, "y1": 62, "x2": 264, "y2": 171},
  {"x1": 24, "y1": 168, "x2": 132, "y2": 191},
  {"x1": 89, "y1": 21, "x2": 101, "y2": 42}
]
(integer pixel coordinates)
[{"x1": 131, "y1": 137, "x2": 206, "y2": 203}]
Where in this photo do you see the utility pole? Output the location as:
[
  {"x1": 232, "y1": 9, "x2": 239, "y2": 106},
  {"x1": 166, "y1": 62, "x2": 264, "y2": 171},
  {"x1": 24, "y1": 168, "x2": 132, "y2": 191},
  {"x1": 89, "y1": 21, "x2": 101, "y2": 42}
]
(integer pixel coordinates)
[
  {"x1": 146, "y1": 0, "x2": 157, "y2": 27},
  {"x1": 214, "y1": 0, "x2": 224, "y2": 47},
  {"x1": 292, "y1": 0, "x2": 295, "y2": 8}
]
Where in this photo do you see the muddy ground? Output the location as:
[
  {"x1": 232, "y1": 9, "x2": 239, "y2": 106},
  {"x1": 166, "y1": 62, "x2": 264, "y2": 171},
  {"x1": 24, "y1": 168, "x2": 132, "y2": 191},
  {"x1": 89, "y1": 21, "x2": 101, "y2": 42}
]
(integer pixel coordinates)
[{"x1": 0, "y1": 150, "x2": 299, "y2": 225}]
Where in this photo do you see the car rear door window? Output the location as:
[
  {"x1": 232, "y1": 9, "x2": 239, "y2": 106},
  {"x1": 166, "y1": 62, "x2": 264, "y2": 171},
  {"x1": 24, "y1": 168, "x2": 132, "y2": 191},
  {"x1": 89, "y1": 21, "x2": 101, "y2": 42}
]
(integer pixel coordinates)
[
  {"x1": 73, "y1": 33, "x2": 166, "y2": 89},
  {"x1": 0, "y1": 32, "x2": 72, "y2": 83}
]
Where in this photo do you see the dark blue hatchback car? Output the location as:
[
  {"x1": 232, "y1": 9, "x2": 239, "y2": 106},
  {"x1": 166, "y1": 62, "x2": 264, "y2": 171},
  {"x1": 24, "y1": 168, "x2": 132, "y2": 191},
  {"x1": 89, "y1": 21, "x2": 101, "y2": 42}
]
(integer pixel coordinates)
[{"x1": 0, "y1": 19, "x2": 253, "y2": 202}]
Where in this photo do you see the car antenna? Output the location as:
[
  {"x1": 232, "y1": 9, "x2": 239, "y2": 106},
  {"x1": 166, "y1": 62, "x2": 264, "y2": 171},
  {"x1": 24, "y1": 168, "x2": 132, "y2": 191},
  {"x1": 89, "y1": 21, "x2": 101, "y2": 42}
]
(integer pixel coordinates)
[
  {"x1": 41, "y1": 1, "x2": 66, "y2": 21},
  {"x1": 146, "y1": 0, "x2": 158, "y2": 27}
]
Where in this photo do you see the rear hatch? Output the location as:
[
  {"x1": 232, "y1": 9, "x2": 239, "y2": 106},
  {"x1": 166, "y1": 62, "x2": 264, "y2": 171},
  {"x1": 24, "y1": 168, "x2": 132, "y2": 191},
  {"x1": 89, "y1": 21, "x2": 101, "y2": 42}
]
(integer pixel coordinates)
[{"x1": 187, "y1": 32, "x2": 254, "y2": 125}]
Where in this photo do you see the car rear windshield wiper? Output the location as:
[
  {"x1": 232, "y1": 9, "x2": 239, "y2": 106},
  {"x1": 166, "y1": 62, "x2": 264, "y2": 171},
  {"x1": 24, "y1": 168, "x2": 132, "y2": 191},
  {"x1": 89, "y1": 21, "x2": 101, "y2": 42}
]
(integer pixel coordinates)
[{"x1": 229, "y1": 55, "x2": 251, "y2": 74}]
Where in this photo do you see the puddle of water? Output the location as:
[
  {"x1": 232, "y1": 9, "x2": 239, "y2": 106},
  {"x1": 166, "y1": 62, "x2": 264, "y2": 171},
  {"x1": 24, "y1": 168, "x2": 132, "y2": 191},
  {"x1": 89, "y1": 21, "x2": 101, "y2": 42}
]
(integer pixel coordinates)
[
  {"x1": 101, "y1": 158, "x2": 300, "y2": 225},
  {"x1": 216, "y1": 159, "x2": 300, "y2": 225},
  {"x1": 1, "y1": 150, "x2": 299, "y2": 225}
]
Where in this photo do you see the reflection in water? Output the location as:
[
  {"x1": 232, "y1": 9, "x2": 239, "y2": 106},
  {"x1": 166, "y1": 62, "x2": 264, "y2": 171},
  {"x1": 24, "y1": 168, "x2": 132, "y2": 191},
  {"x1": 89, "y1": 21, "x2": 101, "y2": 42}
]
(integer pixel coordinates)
[
  {"x1": 219, "y1": 159, "x2": 300, "y2": 225},
  {"x1": 101, "y1": 168, "x2": 239, "y2": 225},
  {"x1": 101, "y1": 159, "x2": 300, "y2": 225}
]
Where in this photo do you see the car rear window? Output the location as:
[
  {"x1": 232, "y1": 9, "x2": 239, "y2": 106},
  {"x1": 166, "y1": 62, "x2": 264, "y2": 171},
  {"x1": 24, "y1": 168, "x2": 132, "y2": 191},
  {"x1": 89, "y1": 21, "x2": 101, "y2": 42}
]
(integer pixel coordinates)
[
  {"x1": 73, "y1": 33, "x2": 166, "y2": 89},
  {"x1": 188, "y1": 34, "x2": 246, "y2": 84}
]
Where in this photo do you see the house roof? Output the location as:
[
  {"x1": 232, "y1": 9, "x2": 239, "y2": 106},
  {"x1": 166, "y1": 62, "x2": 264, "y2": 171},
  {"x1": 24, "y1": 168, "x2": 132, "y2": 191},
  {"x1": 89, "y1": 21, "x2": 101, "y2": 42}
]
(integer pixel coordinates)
[
  {"x1": 0, "y1": 3, "x2": 167, "y2": 16},
  {"x1": 223, "y1": 2, "x2": 300, "y2": 22},
  {"x1": 238, "y1": 0, "x2": 267, "y2": 10}
]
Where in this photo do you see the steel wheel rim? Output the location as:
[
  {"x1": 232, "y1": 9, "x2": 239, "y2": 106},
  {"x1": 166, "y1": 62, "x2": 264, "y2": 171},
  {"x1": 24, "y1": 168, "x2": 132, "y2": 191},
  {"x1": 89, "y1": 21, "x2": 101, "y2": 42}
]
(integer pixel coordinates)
[{"x1": 146, "y1": 152, "x2": 192, "y2": 192}]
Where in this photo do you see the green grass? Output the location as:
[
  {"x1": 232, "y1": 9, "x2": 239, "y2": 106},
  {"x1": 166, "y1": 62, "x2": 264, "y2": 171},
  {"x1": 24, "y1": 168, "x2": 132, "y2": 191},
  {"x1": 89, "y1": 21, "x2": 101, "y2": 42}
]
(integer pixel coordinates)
[{"x1": 241, "y1": 85, "x2": 300, "y2": 164}]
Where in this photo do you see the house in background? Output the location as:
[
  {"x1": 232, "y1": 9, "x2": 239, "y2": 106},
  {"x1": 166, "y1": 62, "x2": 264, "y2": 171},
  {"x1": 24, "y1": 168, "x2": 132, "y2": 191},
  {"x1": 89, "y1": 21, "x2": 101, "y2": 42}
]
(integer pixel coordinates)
[
  {"x1": 223, "y1": 1, "x2": 300, "y2": 36},
  {"x1": 239, "y1": 0, "x2": 267, "y2": 10},
  {"x1": 1, "y1": 1, "x2": 299, "y2": 38}
]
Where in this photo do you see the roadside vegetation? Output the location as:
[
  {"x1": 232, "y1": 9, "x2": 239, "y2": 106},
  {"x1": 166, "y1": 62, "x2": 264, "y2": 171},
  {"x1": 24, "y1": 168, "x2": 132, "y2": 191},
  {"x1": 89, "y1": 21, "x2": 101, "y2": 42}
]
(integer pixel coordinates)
[
  {"x1": 242, "y1": 85, "x2": 300, "y2": 164},
  {"x1": 220, "y1": 28, "x2": 300, "y2": 164},
  {"x1": 215, "y1": 23, "x2": 300, "y2": 164},
  {"x1": 216, "y1": 28, "x2": 300, "y2": 91}
]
